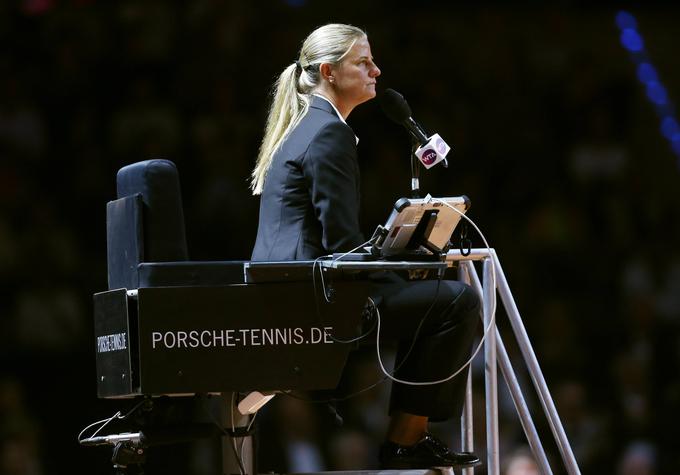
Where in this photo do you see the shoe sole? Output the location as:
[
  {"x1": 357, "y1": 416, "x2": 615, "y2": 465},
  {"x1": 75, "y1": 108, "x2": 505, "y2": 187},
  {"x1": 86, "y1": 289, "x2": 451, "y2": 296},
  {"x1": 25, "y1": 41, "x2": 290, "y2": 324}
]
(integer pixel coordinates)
[{"x1": 382, "y1": 460, "x2": 482, "y2": 470}]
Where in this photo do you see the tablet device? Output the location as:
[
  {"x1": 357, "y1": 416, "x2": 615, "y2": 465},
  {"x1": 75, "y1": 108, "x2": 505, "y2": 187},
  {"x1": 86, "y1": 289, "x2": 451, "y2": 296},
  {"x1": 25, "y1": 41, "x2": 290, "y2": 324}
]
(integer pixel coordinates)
[{"x1": 370, "y1": 194, "x2": 470, "y2": 258}]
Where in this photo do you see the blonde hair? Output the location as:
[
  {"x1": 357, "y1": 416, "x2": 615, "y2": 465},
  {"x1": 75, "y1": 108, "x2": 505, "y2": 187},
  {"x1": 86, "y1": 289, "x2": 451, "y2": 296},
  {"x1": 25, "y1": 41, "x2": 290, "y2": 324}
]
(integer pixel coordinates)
[{"x1": 250, "y1": 23, "x2": 366, "y2": 194}]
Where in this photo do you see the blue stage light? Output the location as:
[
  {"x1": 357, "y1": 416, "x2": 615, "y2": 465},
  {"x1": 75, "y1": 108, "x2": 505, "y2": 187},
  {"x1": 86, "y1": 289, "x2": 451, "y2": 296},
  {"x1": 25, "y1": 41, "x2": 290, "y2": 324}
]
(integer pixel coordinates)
[
  {"x1": 672, "y1": 137, "x2": 680, "y2": 156},
  {"x1": 617, "y1": 10, "x2": 680, "y2": 160},
  {"x1": 646, "y1": 82, "x2": 668, "y2": 105},
  {"x1": 637, "y1": 62, "x2": 658, "y2": 84},
  {"x1": 615, "y1": 11, "x2": 638, "y2": 30},
  {"x1": 661, "y1": 117, "x2": 680, "y2": 140},
  {"x1": 620, "y1": 28, "x2": 644, "y2": 52}
]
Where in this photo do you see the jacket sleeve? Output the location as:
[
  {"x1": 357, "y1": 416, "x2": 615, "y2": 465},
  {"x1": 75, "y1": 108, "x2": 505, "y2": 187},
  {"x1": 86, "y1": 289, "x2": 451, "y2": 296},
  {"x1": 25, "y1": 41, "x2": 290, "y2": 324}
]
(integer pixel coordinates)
[{"x1": 302, "y1": 120, "x2": 365, "y2": 254}]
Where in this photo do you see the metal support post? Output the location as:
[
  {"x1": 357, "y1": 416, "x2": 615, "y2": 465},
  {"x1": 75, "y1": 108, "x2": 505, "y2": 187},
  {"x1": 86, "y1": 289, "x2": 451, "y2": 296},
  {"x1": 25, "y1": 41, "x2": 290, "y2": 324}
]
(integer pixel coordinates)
[
  {"x1": 461, "y1": 260, "x2": 552, "y2": 474},
  {"x1": 495, "y1": 331, "x2": 553, "y2": 475},
  {"x1": 458, "y1": 264, "x2": 475, "y2": 475},
  {"x1": 491, "y1": 251, "x2": 581, "y2": 475},
  {"x1": 482, "y1": 258, "x2": 499, "y2": 475}
]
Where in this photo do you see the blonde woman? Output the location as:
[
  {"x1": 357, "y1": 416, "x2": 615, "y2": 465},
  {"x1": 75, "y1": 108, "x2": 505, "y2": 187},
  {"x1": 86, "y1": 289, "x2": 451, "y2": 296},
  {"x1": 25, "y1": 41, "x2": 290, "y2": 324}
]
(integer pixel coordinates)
[{"x1": 251, "y1": 24, "x2": 480, "y2": 470}]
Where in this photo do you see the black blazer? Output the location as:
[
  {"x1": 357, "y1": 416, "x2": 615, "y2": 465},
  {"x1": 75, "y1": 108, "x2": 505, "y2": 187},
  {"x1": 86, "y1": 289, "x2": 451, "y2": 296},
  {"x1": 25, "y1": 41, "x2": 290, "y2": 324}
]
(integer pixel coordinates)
[{"x1": 251, "y1": 96, "x2": 365, "y2": 261}]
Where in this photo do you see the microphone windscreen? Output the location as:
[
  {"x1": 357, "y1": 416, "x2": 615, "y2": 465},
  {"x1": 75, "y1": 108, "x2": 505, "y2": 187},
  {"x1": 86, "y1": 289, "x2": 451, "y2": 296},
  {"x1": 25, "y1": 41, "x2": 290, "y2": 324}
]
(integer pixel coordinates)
[{"x1": 380, "y1": 88, "x2": 412, "y2": 123}]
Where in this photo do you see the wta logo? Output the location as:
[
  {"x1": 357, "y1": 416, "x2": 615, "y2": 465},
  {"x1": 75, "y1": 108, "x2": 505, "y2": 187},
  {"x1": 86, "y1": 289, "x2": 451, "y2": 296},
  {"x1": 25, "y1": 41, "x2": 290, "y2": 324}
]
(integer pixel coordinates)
[
  {"x1": 415, "y1": 133, "x2": 449, "y2": 169},
  {"x1": 421, "y1": 149, "x2": 437, "y2": 165}
]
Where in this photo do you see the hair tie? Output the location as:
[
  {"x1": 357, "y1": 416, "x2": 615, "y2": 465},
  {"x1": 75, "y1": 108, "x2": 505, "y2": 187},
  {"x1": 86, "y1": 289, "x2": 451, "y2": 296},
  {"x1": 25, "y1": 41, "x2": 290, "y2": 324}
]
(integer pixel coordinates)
[{"x1": 295, "y1": 60, "x2": 302, "y2": 74}]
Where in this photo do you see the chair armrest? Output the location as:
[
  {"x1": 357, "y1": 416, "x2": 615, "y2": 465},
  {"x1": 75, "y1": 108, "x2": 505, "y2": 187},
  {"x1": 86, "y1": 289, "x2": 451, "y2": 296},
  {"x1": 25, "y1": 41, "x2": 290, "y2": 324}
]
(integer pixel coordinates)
[{"x1": 137, "y1": 261, "x2": 247, "y2": 287}]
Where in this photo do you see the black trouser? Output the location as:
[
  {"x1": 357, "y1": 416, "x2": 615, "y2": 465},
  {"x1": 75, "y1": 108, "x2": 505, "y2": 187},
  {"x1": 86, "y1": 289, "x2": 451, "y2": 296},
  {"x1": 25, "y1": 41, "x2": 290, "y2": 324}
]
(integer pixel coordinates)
[{"x1": 368, "y1": 271, "x2": 481, "y2": 422}]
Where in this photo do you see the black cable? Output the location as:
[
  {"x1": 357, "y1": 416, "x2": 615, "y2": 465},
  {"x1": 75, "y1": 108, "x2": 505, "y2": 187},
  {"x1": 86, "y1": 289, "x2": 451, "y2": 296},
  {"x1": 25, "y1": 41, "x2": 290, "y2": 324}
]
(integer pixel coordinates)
[
  {"x1": 230, "y1": 438, "x2": 247, "y2": 475},
  {"x1": 311, "y1": 255, "x2": 379, "y2": 345},
  {"x1": 310, "y1": 233, "x2": 389, "y2": 344},
  {"x1": 284, "y1": 273, "x2": 447, "y2": 405},
  {"x1": 200, "y1": 396, "x2": 247, "y2": 475},
  {"x1": 387, "y1": 275, "x2": 444, "y2": 372},
  {"x1": 119, "y1": 398, "x2": 151, "y2": 420}
]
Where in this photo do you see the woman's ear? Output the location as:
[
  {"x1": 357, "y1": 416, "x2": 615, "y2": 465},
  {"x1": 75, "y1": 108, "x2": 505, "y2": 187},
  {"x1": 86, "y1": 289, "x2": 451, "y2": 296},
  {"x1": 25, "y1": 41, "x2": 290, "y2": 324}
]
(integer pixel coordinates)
[{"x1": 319, "y1": 63, "x2": 334, "y2": 82}]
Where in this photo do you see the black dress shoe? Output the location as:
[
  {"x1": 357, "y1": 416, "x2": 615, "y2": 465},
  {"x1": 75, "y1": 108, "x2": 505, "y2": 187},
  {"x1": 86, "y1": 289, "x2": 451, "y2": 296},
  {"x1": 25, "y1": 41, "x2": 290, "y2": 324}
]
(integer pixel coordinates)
[{"x1": 379, "y1": 433, "x2": 481, "y2": 469}]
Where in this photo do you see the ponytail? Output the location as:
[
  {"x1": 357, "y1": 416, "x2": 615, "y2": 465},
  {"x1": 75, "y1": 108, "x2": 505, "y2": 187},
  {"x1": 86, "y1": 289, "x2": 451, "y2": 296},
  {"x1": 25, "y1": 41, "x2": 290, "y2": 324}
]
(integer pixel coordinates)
[{"x1": 251, "y1": 63, "x2": 310, "y2": 194}]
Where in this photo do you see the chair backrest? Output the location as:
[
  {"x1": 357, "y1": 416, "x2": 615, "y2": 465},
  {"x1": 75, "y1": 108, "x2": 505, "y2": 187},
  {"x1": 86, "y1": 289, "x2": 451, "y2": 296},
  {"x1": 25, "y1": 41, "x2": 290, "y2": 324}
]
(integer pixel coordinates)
[{"x1": 107, "y1": 159, "x2": 188, "y2": 290}]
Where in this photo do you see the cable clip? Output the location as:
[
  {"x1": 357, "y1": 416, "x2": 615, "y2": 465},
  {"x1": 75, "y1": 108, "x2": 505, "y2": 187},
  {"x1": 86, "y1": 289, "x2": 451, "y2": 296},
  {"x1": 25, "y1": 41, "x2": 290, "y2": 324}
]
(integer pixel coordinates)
[
  {"x1": 224, "y1": 426, "x2": 255, "y2": 438},
  {"x1": 459, "y1": 223, "x2": 471, "y2": 256}
]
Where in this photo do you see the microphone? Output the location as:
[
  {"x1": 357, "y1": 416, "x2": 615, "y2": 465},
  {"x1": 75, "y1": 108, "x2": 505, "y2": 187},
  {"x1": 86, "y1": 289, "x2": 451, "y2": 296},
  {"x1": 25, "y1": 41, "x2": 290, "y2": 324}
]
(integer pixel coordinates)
[
  {"x1": 380, "y1": 88, "x2": 451, "y2": 169},
  {"x1": 80, "y1": 424, "x2": 221, "y2": 447},
  {"x1": 380, "y1": 89, "x2": 429, "y2": 146},
  {"x1": 80, "y1": 432, "x2": 142, "y2": 446}
]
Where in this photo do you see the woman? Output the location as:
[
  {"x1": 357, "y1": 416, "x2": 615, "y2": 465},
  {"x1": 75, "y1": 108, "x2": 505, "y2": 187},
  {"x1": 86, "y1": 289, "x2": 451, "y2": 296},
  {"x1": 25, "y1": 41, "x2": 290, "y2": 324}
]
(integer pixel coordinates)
[{"x1": 251, "y1": 23, "x2": 480, "y2": 469}]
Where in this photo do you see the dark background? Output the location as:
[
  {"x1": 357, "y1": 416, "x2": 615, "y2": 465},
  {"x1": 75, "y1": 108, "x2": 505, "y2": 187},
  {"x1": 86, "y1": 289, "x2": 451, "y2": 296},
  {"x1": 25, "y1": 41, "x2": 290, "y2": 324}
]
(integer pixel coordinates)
[{"x1": 1, "y1": 1, "x2": 679, "y2": 474}]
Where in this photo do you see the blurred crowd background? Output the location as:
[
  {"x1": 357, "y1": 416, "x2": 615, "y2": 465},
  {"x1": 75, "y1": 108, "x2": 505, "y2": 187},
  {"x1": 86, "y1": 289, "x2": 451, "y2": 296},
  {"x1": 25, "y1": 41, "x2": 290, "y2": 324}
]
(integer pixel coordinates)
[{"x1": 1, "y1": 1, "x2": 679, "y2": 474}]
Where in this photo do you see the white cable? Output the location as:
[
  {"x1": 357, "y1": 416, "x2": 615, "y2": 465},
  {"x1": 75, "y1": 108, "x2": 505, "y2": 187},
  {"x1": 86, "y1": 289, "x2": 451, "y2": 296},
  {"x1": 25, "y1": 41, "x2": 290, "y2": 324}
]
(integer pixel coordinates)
[
  {"x1": 313, "y1": 238, "x2": 374, "y2": 303},
  {"x1": 308, "y1": 206, "x2": 497, "y2": 387},
  {"x1": 77, "y1": 412, "x2": 122, "y2": 443},
  {"x1": 77, "y1": 398, "x2": 148, "y2": 445},
  {"x1": 374, "y1": 200, "x2": 497, "y2": 386},
  {"x1": 331, "y1": 239, "x2": 374, "y2": 263},
  {"x1": 239, "y1": 412, "x2": 258, "y2": 465},
  {"x1": 432, "y1": 197, "x2": 496, "y2": 316},
  {"x1": 230, "y1": 393, "x2": 245, "y2": 475}
]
